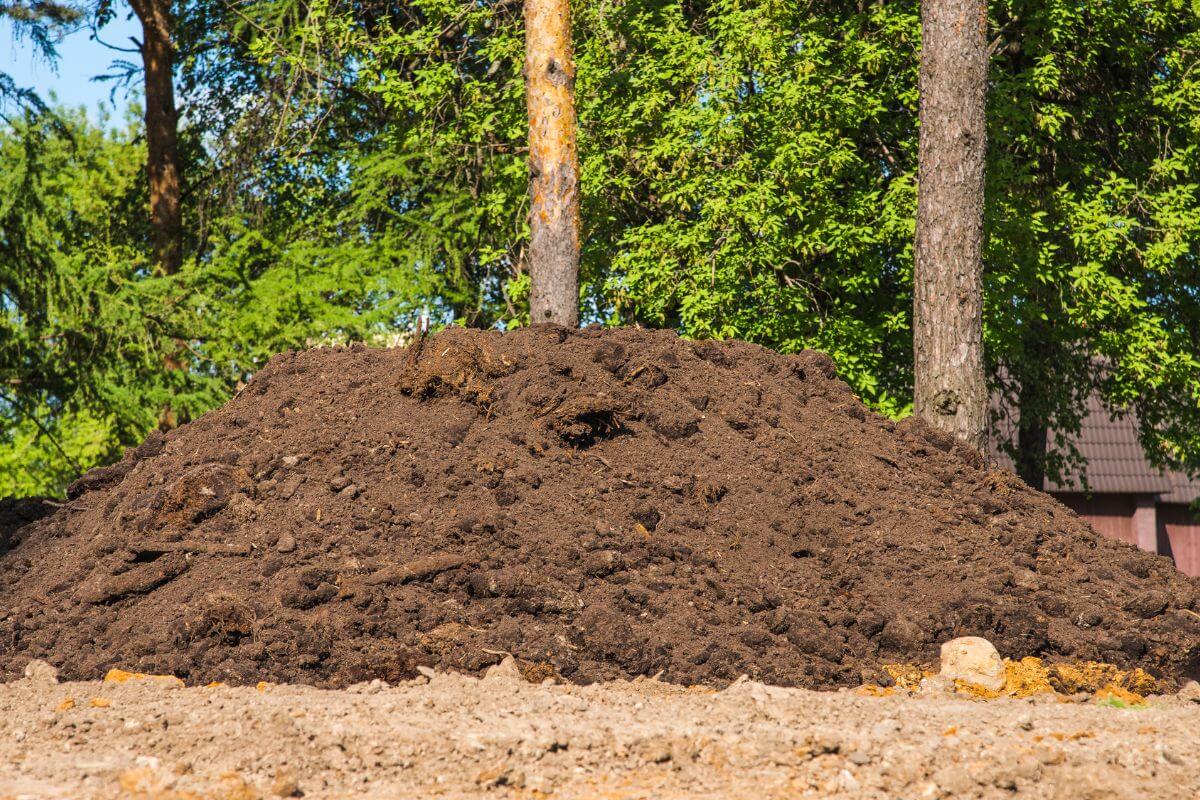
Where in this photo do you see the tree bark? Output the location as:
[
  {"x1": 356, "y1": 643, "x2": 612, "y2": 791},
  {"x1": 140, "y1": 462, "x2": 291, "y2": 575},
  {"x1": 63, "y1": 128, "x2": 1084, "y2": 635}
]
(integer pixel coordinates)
[
  {"x1": 130, "y1": 0, "x2": 183, "y2": 277},
  {"x1": 912, "y1": 0, "x2": 989, "y2": 449},
  {"x1": 524, "y1": 0, "x2": 580, "y2": 327}
]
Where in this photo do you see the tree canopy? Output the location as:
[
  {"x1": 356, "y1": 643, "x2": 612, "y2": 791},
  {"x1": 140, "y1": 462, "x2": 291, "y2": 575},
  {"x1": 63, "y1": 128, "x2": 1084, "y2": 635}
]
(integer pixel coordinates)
[{"x1": 3, "y1": 0, "x2": 1200, "y2": 496}]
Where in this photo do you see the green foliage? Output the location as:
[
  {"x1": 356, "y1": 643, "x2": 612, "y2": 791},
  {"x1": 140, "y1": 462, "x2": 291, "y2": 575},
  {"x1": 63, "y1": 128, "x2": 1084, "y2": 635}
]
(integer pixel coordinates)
[
  {"x1": 576, "y1": 0, "x2": 920, "y2": 416},
  {"x1": 0, "y1": 108, "x2": 204, "y2": 494},
  {"x1": 984, "y1": 0, "x2": 1200, "y2": 480},
  {"x1": 3, "y1": 0, "x2": 1200, "y2": 496}
]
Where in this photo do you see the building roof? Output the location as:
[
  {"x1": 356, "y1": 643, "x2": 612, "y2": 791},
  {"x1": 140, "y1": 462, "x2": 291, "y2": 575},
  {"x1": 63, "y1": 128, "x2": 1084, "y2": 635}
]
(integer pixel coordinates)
[{"x1": 991, "y1": 392, "x2": 1200, "y2": 500}]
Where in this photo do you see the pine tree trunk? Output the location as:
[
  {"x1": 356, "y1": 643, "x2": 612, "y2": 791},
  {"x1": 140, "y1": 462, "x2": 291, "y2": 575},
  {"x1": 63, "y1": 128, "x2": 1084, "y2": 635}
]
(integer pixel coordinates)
[
  {"x1": 912, "y1": 0, "x2": 988, "y2": 449},
  {"x1": 524, "y1": 0, "x2": 580, "y2": 327},
  {"x1": 131, "y1": 0, "x2": 183, "y2": 277}
]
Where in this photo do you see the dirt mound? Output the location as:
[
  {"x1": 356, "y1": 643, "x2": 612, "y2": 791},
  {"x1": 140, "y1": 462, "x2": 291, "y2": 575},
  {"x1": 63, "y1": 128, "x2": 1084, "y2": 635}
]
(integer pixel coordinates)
[{"x1": 2, "y1": 326, "x2": 1198, "y2": 689}]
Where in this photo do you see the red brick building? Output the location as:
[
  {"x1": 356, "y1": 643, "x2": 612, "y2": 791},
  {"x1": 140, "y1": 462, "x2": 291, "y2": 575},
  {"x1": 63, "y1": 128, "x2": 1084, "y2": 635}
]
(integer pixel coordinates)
[{"x1": 993, "y1": 396, "x2": 1200, "y2": 577}]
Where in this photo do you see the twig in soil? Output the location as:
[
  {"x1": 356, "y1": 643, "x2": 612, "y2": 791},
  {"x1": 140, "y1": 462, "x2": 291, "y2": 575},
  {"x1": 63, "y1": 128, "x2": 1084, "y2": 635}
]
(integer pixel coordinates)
[
  {"x1": 78, "y1": 556, "x2": 189, "y2": 604},
  {"x1": 405, "y1": 314, "x2": 430, "y2": 368},
  {"x1": 39, "y1": 499, "x2": 89, "y2": 511},
  {"x1": 365, "y1": 553, "x2": 467, "y2": 586},
  {"x1": 136, "y1": 541, "x2": 252, "y2": 556}
]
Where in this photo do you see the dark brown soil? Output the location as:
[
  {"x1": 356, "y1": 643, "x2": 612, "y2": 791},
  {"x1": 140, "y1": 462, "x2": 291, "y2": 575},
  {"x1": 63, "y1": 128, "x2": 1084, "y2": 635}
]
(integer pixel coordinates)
[{"x1": 2, "y1": 326, "x2": 1198, "y2": 689}]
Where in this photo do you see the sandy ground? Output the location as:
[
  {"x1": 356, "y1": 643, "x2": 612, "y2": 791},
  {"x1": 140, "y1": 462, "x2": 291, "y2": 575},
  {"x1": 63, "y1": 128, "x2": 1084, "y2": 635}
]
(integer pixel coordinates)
[{"x1": 1, "y1": 663, "x2": 1198, "y2": 800}]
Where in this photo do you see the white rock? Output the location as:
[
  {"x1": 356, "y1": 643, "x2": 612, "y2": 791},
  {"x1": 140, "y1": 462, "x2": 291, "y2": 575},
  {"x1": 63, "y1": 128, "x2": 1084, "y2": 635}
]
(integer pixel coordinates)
[
  {"x1": 917, "y1": 674, "x2": 954, "y2": 696},
  {"x1": 482, "y1": 656, "x2": 523, "y2": 683},
  {"x1": 22, "y1": 659, "x2": 58, "y2": 685},
  {"x1": 1179, "y1": 680, "x2": 1200, "y2": 703},
  {"x1": 939, "y1": 636, "x2": 1005, "y2": 692}
]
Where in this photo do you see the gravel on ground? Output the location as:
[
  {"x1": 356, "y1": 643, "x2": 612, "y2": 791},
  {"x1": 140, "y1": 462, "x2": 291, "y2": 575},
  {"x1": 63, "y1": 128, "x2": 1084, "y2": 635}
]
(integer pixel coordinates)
[{"x1": 1, "y1": 664, "x2": 1197, "y2": 799}]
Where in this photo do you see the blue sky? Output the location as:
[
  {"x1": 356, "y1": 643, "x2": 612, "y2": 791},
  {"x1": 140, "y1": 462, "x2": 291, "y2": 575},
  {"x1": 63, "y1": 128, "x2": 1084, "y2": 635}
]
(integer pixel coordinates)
[{"x1": 1, "y1": 8, "x2": 141, "y2": 122}]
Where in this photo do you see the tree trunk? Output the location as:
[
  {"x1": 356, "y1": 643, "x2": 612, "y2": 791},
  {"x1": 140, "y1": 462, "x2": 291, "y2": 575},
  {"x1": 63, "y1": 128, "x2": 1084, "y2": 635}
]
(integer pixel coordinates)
[
  {"x1": 130, "y1": 0, "x2": 183, "y2": 277},
  {"x1": 912, "y1": 0, "x2": 989, "y2": 449},
  {"x1": 524, "y1": 0, "x2": 580, "y2": 327}
]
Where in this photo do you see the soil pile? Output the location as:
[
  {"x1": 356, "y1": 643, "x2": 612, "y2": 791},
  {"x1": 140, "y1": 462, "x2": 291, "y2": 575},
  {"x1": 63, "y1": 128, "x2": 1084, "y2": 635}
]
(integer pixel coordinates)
[{"x1": 2, "y1": 326, "x2": 1198, "y2": 689}]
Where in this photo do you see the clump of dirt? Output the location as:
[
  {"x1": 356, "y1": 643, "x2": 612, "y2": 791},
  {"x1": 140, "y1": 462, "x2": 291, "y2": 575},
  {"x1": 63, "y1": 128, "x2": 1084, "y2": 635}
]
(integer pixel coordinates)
[{"x1": 1, "y1": 325, "x2": 1198, "y2": 689}]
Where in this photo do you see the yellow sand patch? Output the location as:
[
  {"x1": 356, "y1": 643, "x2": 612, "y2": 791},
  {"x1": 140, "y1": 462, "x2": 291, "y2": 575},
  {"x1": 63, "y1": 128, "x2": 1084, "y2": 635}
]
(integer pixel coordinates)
[
  {"x1": 1002, "y1": 657, "x2": 1057, "y2": 697},
  {"x1": 89, "y1": 697, "x2": 111, "y2": 708},
  {"x1": 883, "y1": 664, "x2": 932, "y2": 691},
  {"x1": 877, "y1": 657, "x2": 1157, "y2": 701},
  {"x1": 55, "y1": 697, "x2": 75, "y2": 712},
  {"x1": 1050, "y1": 663, "x2": 1158, "y2": 696},
  {"x1": 103, "y1": 668, "x2": 185, "y2": 688},
  {"x1": 857, "y1": 684, "x2": 896, "y2": 697},
  {"x1": 1094, "y1": 685, "x2": 1147, "y2": 706}
]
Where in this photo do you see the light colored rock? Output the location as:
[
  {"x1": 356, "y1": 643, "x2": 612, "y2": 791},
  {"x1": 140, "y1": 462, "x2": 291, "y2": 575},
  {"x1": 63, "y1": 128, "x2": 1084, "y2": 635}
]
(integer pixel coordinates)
[
  {"x1": 931, "y1": 765, "x2": 975, "y2": 795},
  {"x1": 22, "y1": 660, "x2": 57, "y2": 685},
  {"x1": 1178, "y1": 680, "x2": 1200, "y2": 703},
  {"x1": 917, "y1": 674, "x2": 954, "y2": 696},
  {"x1": 939, "y1": 636, "x2": 1005, "y2": 692},
  {"x1": 482, "y1": 656, "x2": 523, "y2": 683},
  {"x1": 1012, "y1": 568, "x2": 1041, "y2": 591}
]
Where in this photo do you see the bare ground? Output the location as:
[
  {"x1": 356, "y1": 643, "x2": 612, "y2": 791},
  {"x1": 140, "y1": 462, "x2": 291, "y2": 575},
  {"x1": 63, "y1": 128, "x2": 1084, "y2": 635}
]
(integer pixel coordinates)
[{"x1": 1, "y1": 664, "x2": 1197, "y2": 799}]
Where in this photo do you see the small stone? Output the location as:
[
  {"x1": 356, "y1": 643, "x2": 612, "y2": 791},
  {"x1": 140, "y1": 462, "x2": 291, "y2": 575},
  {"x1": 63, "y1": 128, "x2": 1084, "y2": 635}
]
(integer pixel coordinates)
[
  {"x1": 23, "y1": 659, "x2": 58, "y2": 685},
  {"x1": 932, "y1": 765, "x2": 975, "y2": 795},
  {"x1": 917, "y1": 674, "x2": 954, "y2": 696},
  {"x1": 338, "y1": 484, "x2": 359, "y2": 499},
  {"x1": 483, "y1": 656, "x2": 523, "y2": 683},
  {"x1": 939, "y1": 636, "x2": 1005, "y2": 692},
  {"x1": 275, "y1": 534, "x2": 297, "y2": 553},
  {"x1": 847, "y1": 750, "x2": 872, "y2": 766},
  {"x1": 277, "y1": 475, "x2": 304, "y2": 500},
  {"x1": 281, "y1": 455, "x2": 300, "y2": 468},
  {"x1": 642, "y1": 744, "x2": 672, "y2": 764},
  {"x1": 1178, "y1": 681, "x2": 1200, "y2": 703},
  {"x1": 271, "y1": 771, "x2": 302, "y2": 797},
  {"x1": 328, "y1": 475, "x2": 351, "y2": 491},
  {"x1": 476, "y1": 766, "x2": 525, "y2": 789},
  {"x1": 879, "y1": 618, "x2": 924, "y2": 650},
  {"x1": 1012, "y1": 568, "x2": 1040, "y2": 591},
  {"x1": 585, "y1": 550, "x2": 621, "y2": 576}
]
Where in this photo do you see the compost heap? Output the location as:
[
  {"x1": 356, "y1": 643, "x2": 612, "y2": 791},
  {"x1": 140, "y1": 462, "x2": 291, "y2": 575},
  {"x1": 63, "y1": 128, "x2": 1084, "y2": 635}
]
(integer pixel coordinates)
[{"x1": 2, "y1": 326, "x2": 1198, "y2": 689}]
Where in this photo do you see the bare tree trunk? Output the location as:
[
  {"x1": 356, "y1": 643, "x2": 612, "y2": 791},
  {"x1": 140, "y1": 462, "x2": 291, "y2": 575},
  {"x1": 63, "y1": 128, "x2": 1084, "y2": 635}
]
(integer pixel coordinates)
[
  {"x1": 524, "y1": 0, "x2": 580, "y2": 327},
  {"x1": 130, "y1": 0, "x2": 183, "y2": 277},
  {"x1": 912, "y1": 0, "x2": 988, "y2": 449}
]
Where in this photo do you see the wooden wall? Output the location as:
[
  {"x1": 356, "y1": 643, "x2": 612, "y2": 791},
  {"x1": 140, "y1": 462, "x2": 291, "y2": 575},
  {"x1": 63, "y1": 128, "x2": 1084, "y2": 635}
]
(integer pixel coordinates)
[
  {"x1": 1157, "y1": 504, "x2": 1200, "y2": 578},
  {"x1": 1051, "y1": 493, "x2": 1137, "y2": 547},
  {"x1": 1050, "y1": 492, "x2": 1200, "y2": 577}
]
